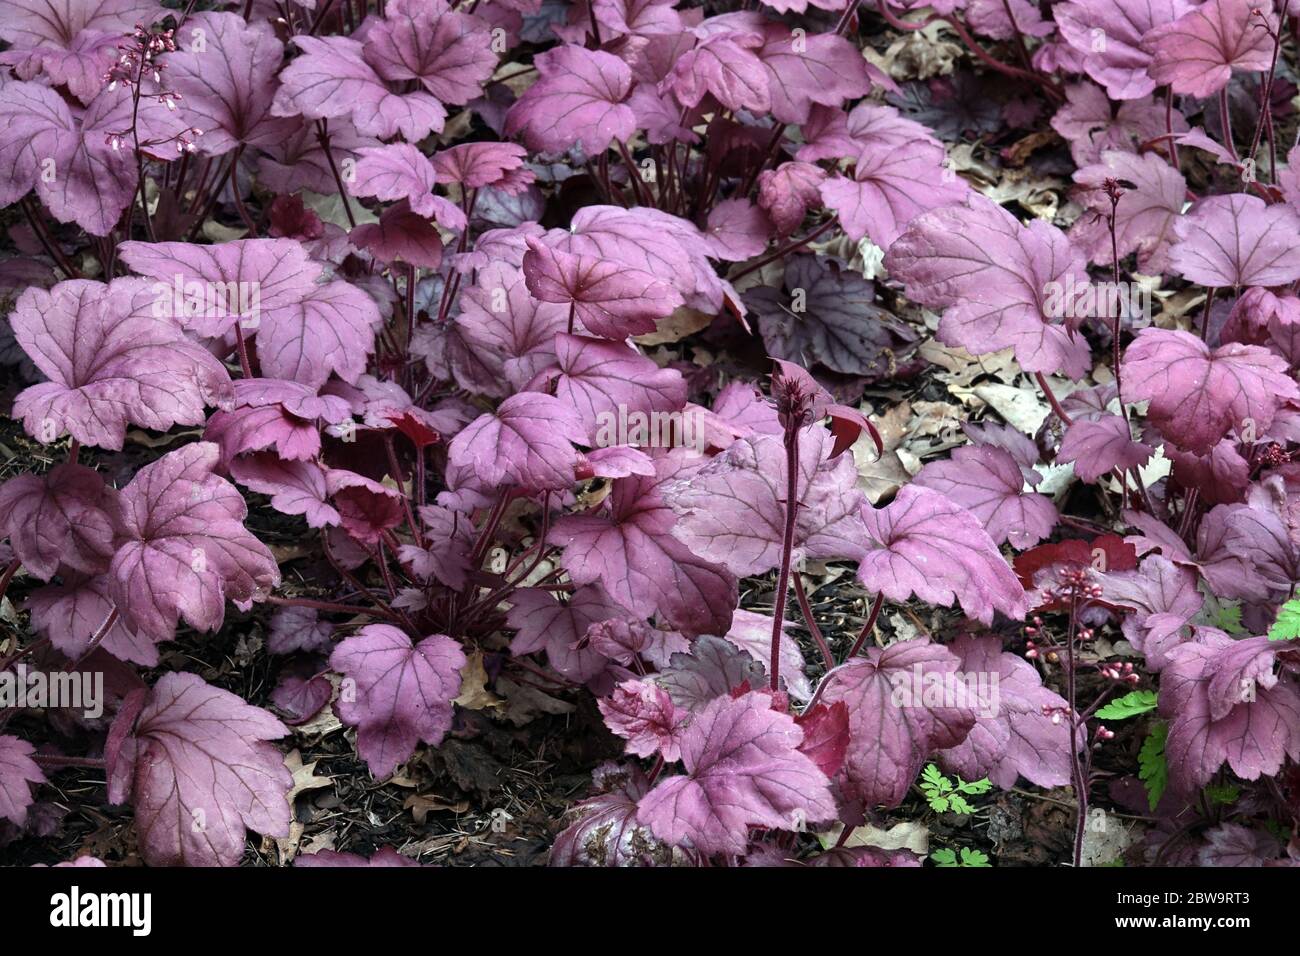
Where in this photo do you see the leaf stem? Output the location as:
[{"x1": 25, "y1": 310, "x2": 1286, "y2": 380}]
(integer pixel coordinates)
[
  {"x1": 1247, "y1": 22, "x2": 1282, "y2": 167},
  {"x1": 792, "y1": 574, "x2": 834, "y2": 671},
  {"x1": 845, "y1": 593, "x2": 884, "y2": 659},
  {"x1": 71, "y1": 608, "x2": 119, "y2": 668},
  {"x1": 1034, "y1": 371, "x2": 1073, "y2": 426},
  {"x1": 315, "y1": 120, "x2": 358, "y2": 229},
  {"x1": 1218, "y1": 87, "x2": 1240, "y2": 164},
  {"x1": 616, "y1": 141, "x2": 651, "y2": 207},
  {"x1": 730, "y1": 219, "x2": 835, "y2": 283},
  {"x1": 233, "y1": 320, "x2": 254, "y2": 377},
  {"x1": 33, "y1": 754, "x2": 107, "y2": 770},
  {"x1": 0, "y1": 558, "x2": 21, "y2": 605},
  {"x1": 21, "y1": 198, "x2": 80, "y2": 279},
  {"x1": 769, "y1": 422, "x2": 802, "y2": 690},
  {"x1": 0, "y1": 636, "x2": 49, "y2": 675}
]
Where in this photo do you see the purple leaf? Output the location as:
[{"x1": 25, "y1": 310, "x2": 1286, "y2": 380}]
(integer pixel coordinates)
[
  {"x1": 522, "y1": 236, "x2": 682, "y2": 339},
  {"x1": 819, "y1": 637, "x2": 977, "y2": 808},
  {"x1": 1166, "y1": 439, "x2": 1250, "y2": 506},
  {"x1": 205, "y1": 377, "x2": 352, "y2": 466},
  {"x1": 267, "y1": 605, "x2": 335, "y2": 656},
  {"x1": 1102, "y1": 554, "x2": 1203, "y2": 670},
  {"x1": 0, "y1": 735, "x2": 45, "y2": 825},
  {"x1": 27, "y1": 573, "x2": 158, "y2": 665},
  {"x1": 591, "y1": 0, "x2": 683, "y2": 36},
  {"x1": 35, "y1": 85, "x2": 184, "y2": 235},
  {"x1": 121, "y1": 238, "x2": 376, "y2": 387},
  {"x1": 0, "y1": 463, "x2": 117, "y2": 580},
  {"x1": 963, "y1": 420, "x2": 1043, "y2": 477},
  {"x1": 549, "y1": 763, "x2": 684, "y2": 866},
  {"x1": 271, "y1": 35, "x2": 446, "y2": 141},
  {"x1": 585, "y1": 617, "x2": 689, "y2": 669},
  {"x1": 744, "y1": 255, "x2": 914, "y2": 378},
  {"x1": 655, "y1": 634, "x2": 766, "y2": 711},
  {"x1": 363, "y1": 5, "x2": 497, "y2": 105},
  {"x1": 106, "y1": 672, "x2": 292, "y2": 866},
  {"x1": 1143, "y1": 0, "x2": 1277, "y2": 98},
  {"x1": 444, "y1": 265, "x2": 568, "y2": 395},
  {"x1": 109, "y1": 442, "x2": 280, "y2": 643},
  {"x1": 701, "y1": 197, "x2": 772, "y2": 261},
  {"x1": 325, "y1": 468, "x2": 404, "y2": 547},
  {"x1": 257, "y1": 116, "x2": 379, "y2": 195},
  {"x1": 0, "y1": 0, "x2": 160, "y2": 103},
  {"x1": 506, "y1": 584, "x2": 623, "y2": 684},
  {"x1": 271, "y1": 673, "x2": 332, "y2": 726},
  {"x1": 1050, "y1": 82, "x2": 1179, "y2": 166},
  {"x1": 820, "y1": 138, "x2": 969, "y2": 247},
  {"x1": 1197, "y1": 496, "x2": 1297, "y2": 605},
  {"x1": 937, "y1": 634, "x2": 1074, "y2": 789},
  {"x1": 913, "y1": 444, "x2": 1058, "y2": 549},
  {"x1": 1121, "y1": 328, "x2": 1299, "y2": 455},
  {"x1": 397, "y1": 504, "x2": 473, "y2": 590},
  {"x1": 723, "y1": 608, "x2": 811, "y2": 703},
  {"x1": 350, "y1": 202, "x2": 446, "y2": 270},
  {"x1": 560, "y1": 205, "x2": 723, "y2": 312},
  {"x1": 256, "y1": 280, "x2": 382, "y2": 388},
  {"x1": 1169, "y1": 194, "x2": 1300, "y2": 288},
  {"x1": 1055, "y1": 0, "x2": 1195, "y2": 99},
  {"x1": 551, "y1": 455, "x2": 738, "y2": 635},
  {"x1": 534, "y1": 333, "x2": 687, "y2": 443},
  {"x1": 753, "y1": 24, "x2": 871, "y2": 124},
  {"x1": 1198, "y1": 823, "x2": 1281, "y2": 867},
  {"x1": 636, "y1": 691, "x2": 837, "y2": 855},
  {"x1": 1160, "y1": 632, "x2": 1300, "y2": 793},
  {"x1": 349, "y1": 144, "x2": 464, "y2": 229},
  {"x1": 229, "y1": 454, "x2": 340, "y2": 529},
  {"x1": 448, "y1": 391, "x2": 587, "y2": 491},
  {"x1": 329, "y1": 625, "x2": 466, "y2": 778},
  {"x1": 117, "y1": 238, "x2": 320, "y2": 336},
  {"x1": 599, "y1": 678, "x2": 687, "y2": 761},
  {"x1": 967, "y1": 0, "x2": 1053, "y2": 39},
  {"x1": 432, "y1": 142, "x2": 533, "y2": 192},
  {"x1": 1056, "y1": 415, "x2": 1153, "y2": 483},
  {"x1": 505, "y1": 45, "x2": 637, "y2": 154},
  {"x1": 757, "y1": 161, "x2": 826, "y2": 236},
  {"x1": 10, "y1": 278, "x2": 232, "y2": 450},
  {"x1": 164, "y1": 12, "x2": 293, "y2": 154},
  {"x1": 794, "y1": 701, "x2": 850, "y2": 778},
  {"x1": 799, "y1": 101, "x2": 939, "y2": 165},
  {"x1": 1071, "y1": 150, "x2": 1186, "y2": 275},
  {"x1": 0, "y1": 78, "x2": 75, "y2": 208},
  {"x1": 850, "y1": 485, "x2": 1028, "y2": 625},
  {"x1": 665, "y1": 33, "x2": 771, "y2": 114},
  {"x1": 664, "y1": 428, "x2": 863, "y2": 577},
  {"x1": 884, "y1": 195, "x2": 1092, "y2": 378}
]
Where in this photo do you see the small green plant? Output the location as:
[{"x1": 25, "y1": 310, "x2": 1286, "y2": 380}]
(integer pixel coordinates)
[
  {"x1": 920, "y1": 764, "x2": 991, "y2": 815},
  {"x1": 1095, "y1": 689, "x2": 1157, "y2": 720},
  {"x1": 1268, "y1": 597, "x2": 1300, "y2": 641},
  {"x1": 1212, "y1": 602, "x2": 1245, "y2": 635},
  {"x1": 931, "y1": 847, "x2": 991, "y2": 867},
  {"x1": 1139, "y1": 722, "x2": 1169, "y2": 812},
  {"x1": 1204, "y1": 782, "x2": 1241, "y2": 805}
]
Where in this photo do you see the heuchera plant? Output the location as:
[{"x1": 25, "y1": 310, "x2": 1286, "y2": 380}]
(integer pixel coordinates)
[{"x1": 1, "y1": 0, "x2": 1299, "y2": 869}]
